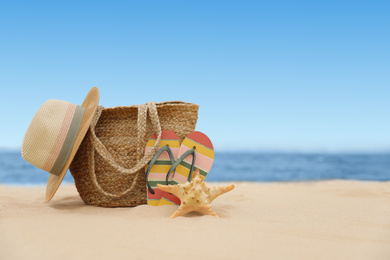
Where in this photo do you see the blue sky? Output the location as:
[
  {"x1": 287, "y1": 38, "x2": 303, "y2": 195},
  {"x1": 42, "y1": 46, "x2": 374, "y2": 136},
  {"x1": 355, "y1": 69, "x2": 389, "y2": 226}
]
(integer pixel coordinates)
[{"x1": 0, "y1": 1, "x2": 389, "y2": 152}]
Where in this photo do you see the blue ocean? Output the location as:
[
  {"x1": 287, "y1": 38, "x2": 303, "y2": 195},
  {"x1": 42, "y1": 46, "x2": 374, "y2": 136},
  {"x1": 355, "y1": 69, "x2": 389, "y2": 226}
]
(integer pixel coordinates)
[{"x1": 0, "y1": 151, "x2": 389, "y2": 185}]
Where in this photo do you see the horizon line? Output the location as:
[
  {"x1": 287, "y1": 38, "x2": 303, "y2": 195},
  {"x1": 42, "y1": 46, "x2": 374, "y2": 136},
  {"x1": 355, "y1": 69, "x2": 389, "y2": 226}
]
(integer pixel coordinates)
[{"x1": 1, "y1": 146, "x2": 389, "y2": 155}]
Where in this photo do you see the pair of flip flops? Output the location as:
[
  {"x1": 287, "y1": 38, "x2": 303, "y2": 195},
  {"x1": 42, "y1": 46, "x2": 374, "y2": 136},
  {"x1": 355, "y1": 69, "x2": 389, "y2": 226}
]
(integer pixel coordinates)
[{"x1": 145, "y1": 130, "x2": 214, "y2": 206}]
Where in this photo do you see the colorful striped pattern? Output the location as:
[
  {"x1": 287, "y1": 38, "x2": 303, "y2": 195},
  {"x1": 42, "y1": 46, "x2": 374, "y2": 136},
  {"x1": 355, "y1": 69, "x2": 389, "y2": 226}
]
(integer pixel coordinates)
[
  {"x1": 145, "y1": 130, "x2": 180, "y2": 206},
  {"x1": 160, "y1": 131, "x2": 214, "y2": 205}
]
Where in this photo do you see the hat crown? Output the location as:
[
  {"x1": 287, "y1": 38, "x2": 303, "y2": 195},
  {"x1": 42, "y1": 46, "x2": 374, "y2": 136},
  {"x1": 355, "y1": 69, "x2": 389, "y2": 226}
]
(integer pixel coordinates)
[{"x1": 22, "y1": 99, "x2": 85, "y2": 175}]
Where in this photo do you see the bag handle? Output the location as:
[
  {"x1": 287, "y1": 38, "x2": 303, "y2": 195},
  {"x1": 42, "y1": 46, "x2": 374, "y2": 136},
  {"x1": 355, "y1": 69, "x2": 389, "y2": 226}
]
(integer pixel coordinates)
[
  {"x1": 88, "y1": 102, "x2": 162, "y2": 198},
  {"x1": 136, "y1": 103, "x2": 148, "y2": 162}
]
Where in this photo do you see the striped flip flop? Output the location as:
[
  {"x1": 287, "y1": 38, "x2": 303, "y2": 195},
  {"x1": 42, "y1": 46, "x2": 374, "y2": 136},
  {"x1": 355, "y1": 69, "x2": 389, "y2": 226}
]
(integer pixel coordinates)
[
  {"x1": 145, "y1": 130, "x2": 180, "y2": 206},
  {"x1": 159, "y1": 131, "x2": 214, "y2": 206}
]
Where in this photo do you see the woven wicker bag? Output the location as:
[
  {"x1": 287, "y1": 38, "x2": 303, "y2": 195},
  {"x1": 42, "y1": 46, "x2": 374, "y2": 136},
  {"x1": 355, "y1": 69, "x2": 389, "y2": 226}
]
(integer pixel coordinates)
[{"x1": 69, "y1": 101, "x2": 199, "y2": 207}]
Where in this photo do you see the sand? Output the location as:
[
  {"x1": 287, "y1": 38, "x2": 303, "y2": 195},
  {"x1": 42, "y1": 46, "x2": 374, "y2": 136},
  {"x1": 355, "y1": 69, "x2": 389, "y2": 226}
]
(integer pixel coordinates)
[{"x1": 1, "y1": 181, "x2": 390, "y2": 260}]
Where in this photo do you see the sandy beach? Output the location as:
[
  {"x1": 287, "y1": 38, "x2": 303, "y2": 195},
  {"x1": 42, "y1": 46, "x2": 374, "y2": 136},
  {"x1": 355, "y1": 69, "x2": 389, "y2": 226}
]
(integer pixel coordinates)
[{"x1": 1, "y1": 181, "x2": 390, "y2": 260}]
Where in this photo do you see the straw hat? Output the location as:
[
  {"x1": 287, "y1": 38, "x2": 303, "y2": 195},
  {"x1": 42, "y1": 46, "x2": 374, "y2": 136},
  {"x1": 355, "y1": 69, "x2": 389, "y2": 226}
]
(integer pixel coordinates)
[{"x1": 22, "y1": 87, "x2": 100, "y2": 202}]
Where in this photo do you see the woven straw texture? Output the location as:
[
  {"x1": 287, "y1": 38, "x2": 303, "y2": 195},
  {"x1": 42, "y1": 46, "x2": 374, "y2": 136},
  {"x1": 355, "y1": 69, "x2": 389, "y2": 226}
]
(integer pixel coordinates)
[{"x1": 69, "y1": 101, "x2": 199, "y2": 207}]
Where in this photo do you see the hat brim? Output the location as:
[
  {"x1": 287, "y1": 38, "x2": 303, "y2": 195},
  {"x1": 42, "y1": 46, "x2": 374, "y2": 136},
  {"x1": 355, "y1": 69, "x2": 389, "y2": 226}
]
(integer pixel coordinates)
[{"x1": 45, "y1": 87, "x2": 100, "y2": 202}]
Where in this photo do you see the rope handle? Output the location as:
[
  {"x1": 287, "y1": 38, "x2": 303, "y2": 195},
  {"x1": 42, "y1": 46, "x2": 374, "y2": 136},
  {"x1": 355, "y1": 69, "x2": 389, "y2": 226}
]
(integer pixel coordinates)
[{"x1": 89, "y1": 102, "x2": 162, "y2": 198}]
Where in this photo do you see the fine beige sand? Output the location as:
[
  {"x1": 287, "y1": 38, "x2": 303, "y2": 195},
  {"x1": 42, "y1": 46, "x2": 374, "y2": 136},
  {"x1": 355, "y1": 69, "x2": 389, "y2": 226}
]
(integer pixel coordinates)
[{"x1": 1, "y1": 181, "x2": 390, "y2": 260}]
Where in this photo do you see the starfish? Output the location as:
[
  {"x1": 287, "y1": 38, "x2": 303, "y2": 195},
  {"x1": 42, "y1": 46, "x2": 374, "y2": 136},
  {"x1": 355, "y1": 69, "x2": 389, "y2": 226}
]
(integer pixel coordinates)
[{"x1": 157, "y1": 169, "x2": 235, "y2": 218}]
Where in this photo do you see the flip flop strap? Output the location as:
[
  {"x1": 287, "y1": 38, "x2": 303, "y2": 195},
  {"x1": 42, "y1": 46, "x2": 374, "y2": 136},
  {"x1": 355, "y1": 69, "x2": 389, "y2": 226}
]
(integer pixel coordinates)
[
  {"x1": 88, "y1": 102, "x2": 163, "y2": 198},
  {"x1": 145, "y1": 145, "x2": 176, "y2": 194},
  {"x1": 166, "y1": 147, "x2": 196, "y2": 184}
]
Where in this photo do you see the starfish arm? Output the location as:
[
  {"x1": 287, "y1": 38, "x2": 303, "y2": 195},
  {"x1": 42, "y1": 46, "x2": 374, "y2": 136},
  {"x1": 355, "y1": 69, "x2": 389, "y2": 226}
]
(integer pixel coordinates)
[
  {"x1": 170, "y1": 205, "x2": 193, "y2": 218},
  {"x1": 209, "y1": 184, "x2": 235, "y2": 201},
  {"x1": 193, "y1": 169, "x2": 203, "y2": 181},
  {"x1": 157, "y1": 184, "x2": 181, "y2": 197},
  {"x1": 219, "y1": 184, "x2": 235, "y2": 194},
  {"x1": 199, "y1": 205, "x2": 219, "y2": 217}
]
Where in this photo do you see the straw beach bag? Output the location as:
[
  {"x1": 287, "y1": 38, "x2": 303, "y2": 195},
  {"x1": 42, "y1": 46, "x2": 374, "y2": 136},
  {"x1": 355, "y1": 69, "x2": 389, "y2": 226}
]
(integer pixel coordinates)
[{"x1": 69, "y1": 101, "x2": 199, "y2": 207}]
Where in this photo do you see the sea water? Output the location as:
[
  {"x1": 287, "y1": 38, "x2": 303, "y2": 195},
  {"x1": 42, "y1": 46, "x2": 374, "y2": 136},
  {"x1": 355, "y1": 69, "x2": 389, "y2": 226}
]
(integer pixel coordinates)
[{"x1": 0, "y1": 151, "x2": 389, "y2": 185}]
